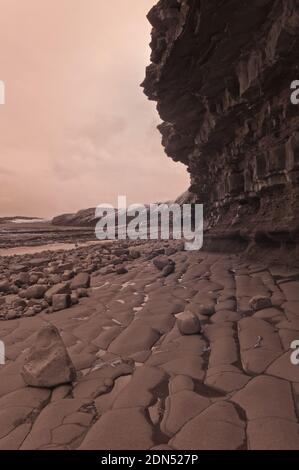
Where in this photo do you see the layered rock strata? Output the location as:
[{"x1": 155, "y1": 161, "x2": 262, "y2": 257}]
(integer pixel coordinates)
[{"x1": 142, "y1": 0, "x2": 299, "y2": 249}]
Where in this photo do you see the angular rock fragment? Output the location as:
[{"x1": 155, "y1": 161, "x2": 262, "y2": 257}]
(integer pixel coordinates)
[
  {"x1": 21, "y1": 324, "x2": 76, "y2": 388},
  {"x1": 70, "y1": 273, "x2": 90, "y2": 290},
  {"x1": 249, "y1": 295, "x2": 272, "y2": 311},
  {"x1": 52, "y1": 294, "x2": 71, "y2": 312},
  {"x1": 44, "y1": 283, "x2": 70, "y2": 303}
]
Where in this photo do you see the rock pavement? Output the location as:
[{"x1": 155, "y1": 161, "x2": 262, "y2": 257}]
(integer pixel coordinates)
[{"x1": 0, "y1": 240, "x2": 298, "y2": 449}]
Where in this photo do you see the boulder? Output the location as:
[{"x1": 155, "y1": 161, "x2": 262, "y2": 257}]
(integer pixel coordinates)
[
  {"x1": 52, "y1": 294, "x2": 71, "y2": 311},
  {"x1": 44, "y1": 283, "x2": 70, "y2": 303},
  {"x1": 165, "y1": 247, "x2": 177, "y2": 256},
  {"x1": 29, "y1": 274, "x2": 40, "y2": 284},
  {"x1": 6, "y1": 310, "x2": 18, "y2": 320},
  {"x1": 153, "y1": 256, "x2": 171, "y2": 271},
  {"x1": 0, "y1": 280, "x2": 10, "y2": 293},
  {"x1": 249, "y1": 295, "x2": 272, "y2": 311},
  {"x1": 57, "y1": 262, "x2": 73, "y2": 273},
  {"x1": 162, "y1": 263, "x2": 175, "y2": 277},
  {"x1": 129, "y1": 249, "x2": 141, "y2": 259},
  {"x1": 176, "y1": 312, "x2": 202, "y2": 335},
  {"x1": 28, "y1": 258, "x2": 50, "y2": 267},
  {"x1": 77, "y1": 288, "x2": 88, "y2": 298},
  {"x1": 61, "y1": 270, "x2": 73, "y2": 281},
  {"x1": 70, "y1": 273, "x2": 90, "y2": 290},
  {"x1": 9, "y1": 263, "x2": 27, "y2": 273},
  {"x1": 70, "y1": 292, "x2": 79, "y2": 305},
  {"x1": 21, "y1": 324, "x2": 76, "y2": 388},
  {"x1": 24, "y1": 284, "x2": 47, "y2": 300},
  {"x1": 14, "y1": 272, "x2": 29, "y2": 287},
  {"x1": 198, "y1": 304, "x2": 215, "y2": 316},
  {"x1": 24, "y1": 307, "x2": 36, "y2": 317},
  {"x1": 116, "y1": 266, "x2": 128, "y2": 275}
]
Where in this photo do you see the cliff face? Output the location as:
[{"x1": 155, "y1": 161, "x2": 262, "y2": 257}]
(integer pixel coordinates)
[
  {"x1": 52, "y1": 208, "x2": 97, "y2": 227},
  {"x1": 142, "y1": 0, "x2": 299, "y2": 249}
]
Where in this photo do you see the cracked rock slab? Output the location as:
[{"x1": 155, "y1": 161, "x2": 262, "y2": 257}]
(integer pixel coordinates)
[
  {"x1": 161, "y1": 390, "x2": 210, "y2": 436},
  {"x1": 232, "y1": 375, "x2": 297, "y2": 421},
  {"x1": 79, "y1": 407, "x2": 154, "y2": 450},
  {"x1": 266, "y1": 351, "x2": 299, "y2": 382},
  {"x1": 112, "y1": 366, "x2": 167, "y2": 409},
  {"x1": 205, "y1": 365, "x2": 250, "y2": 393},
  {"x1": 108, "y1": 320, "x2": 160, "y2": 356},
  {"x1": 20, "y1": 398, "x2": 95, "y2": 450},
  {"x1": 170, "y1": 401, "x2": 246, "y2": 450},
  {"x1": 247, "y1": 418, "x2": 299, "y2": 450},
  {"x1": 238, "y1": 317, "x2": 282, "y2": 374}
]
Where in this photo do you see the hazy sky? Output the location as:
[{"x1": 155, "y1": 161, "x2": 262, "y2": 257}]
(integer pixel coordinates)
[{"x1": 0, "y1": 0, "x2": 189, "y2": 218}]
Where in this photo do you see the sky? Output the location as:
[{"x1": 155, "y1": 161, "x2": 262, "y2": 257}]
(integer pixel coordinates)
[{"x1": 0, "y1": 0, "x2": 189, "y2": 218}]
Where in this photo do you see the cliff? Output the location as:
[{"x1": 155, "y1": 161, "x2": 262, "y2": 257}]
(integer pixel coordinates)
[
  {"x1": 52, "y1": 208, "x2": 97, "y2": 227},
  {"x1": 142, "y1": 0, "x2": 299, "y2": 251}
]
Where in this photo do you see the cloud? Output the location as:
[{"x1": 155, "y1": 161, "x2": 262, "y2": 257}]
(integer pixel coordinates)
[
  {"x1": 0, "y1": 165, "x2": 14, "y2": 177},
  {"x1": 52, "y1": 114, "x2": 128, "y2": 180},
  {"x1": 0, "y1": 0, "x2": 189, "y2": 217}
]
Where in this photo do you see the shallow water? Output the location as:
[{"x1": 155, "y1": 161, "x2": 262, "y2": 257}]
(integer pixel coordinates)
[{"x1": 0, "y1": 240, "x2": 104, "y2": 257}]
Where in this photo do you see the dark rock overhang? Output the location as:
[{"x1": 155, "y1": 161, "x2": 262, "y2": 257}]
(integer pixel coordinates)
[{"x1": 142, "y1": 0, "x2": 299, "y2": 246}]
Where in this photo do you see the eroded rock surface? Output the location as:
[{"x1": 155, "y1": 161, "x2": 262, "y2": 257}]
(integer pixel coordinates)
[{"x1": 0, "y1": 240, "x2": 298, "y2": 449}]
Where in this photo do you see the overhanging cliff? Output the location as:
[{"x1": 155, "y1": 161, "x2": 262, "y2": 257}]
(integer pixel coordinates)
[{"x1": 142, "y1": 0, "x2": 299, "y2": 250}]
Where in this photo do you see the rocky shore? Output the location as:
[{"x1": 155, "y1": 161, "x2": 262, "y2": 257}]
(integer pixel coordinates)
[
  {"x1": 0, "y1": 0, "x2": 298, "y2": 452},
  {"x1": 0, "y1": 239, "x2": 298, "y2": 449},
  {"x1": 0, "y1": 240, "x2": 143, "y2": 320},
  {"x1": 0, "y1": 221, "x2": 95, "y2": 249}
]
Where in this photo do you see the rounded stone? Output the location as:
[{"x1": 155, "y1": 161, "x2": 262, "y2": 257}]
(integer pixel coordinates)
[{"x1": 176, "y1": 312, "x2": 202, "y2": 335}]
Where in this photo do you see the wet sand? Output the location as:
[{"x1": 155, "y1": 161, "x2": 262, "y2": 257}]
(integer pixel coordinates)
[{"x1": 0, "y1": 240, "x2": 105, "y2": 257}]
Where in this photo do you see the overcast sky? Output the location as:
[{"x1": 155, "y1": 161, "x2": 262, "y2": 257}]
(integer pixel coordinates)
[{"x1": 0, "y1": 0, "x2": 189, "y2": 218}]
